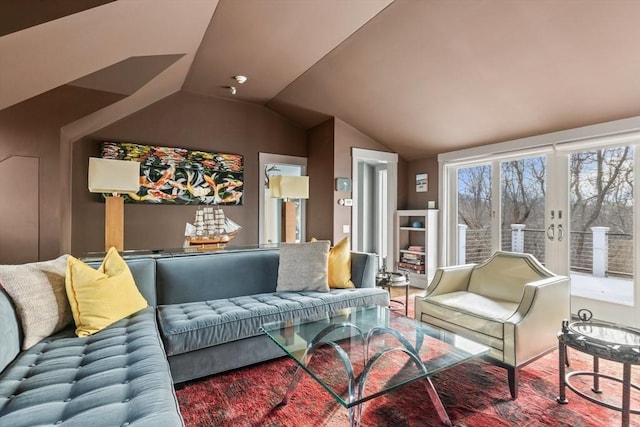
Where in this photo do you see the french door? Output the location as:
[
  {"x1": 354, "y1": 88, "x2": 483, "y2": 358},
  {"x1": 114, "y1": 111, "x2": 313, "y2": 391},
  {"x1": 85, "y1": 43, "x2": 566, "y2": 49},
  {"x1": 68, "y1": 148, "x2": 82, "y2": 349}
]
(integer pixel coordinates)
[
  {"x1": 443, "y1": 133, "x2": 638, "y2": 327},
  {"x1": 556, "y1": 140, "x2": 637, "y2": 326},
  {"x1": 454, "y1": 153, "x2": 552, "y2": 266}
]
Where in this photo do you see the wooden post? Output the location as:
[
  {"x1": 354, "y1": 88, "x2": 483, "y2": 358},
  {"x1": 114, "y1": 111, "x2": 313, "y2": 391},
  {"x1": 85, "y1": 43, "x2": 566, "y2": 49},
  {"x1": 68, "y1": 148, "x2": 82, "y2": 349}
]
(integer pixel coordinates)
[
  {"x1": 591, "y1": 226, "x2": 609, "y2": 278},
  {"x1": 105, "y1": 196, "x2": 124, "y2": 252},
  {"x1": 281, "y1": 200, "x2": 297, "y2": 243}
]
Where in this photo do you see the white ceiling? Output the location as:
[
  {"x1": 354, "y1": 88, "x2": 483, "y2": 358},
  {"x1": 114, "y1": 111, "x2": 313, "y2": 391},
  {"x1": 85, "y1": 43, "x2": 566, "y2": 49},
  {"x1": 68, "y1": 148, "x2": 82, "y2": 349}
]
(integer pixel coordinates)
[{"x1": 1, "y1": 0, "x2": 639, "y2": 159}]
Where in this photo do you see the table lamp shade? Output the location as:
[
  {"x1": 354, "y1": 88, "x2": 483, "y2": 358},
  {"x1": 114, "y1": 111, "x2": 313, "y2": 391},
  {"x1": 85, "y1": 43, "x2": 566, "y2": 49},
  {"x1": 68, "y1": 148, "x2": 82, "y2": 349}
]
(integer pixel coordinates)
[
  {"x1": 88, "y1": 157, "x2": 140, "y2": 252},
  {"x1": 88, "y1": 158, "x2": 140, "y2": 194},
  {"x1": 269, "y1": 175, "x2": 309, "y2": 243},
  {"x1": 269, "y1": 175, "x2": 309, "y2": 199}
]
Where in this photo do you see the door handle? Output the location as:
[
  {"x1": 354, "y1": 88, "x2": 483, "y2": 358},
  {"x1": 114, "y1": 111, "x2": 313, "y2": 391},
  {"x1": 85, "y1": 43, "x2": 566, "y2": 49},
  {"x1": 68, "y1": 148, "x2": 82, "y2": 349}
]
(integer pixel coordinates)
[
  {"x1": 557, "y1": 224, "x2": 564, "y2": 242},
  {"x1": 546, "y1": 224, "x2": 555, "y2": 241}
]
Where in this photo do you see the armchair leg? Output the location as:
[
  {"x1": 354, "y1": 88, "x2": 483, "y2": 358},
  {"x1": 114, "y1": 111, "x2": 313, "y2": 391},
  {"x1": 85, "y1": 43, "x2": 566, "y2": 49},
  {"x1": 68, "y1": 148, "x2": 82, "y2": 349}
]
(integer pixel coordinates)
[{"x1": 507, "y1": 367, "x2": 519, "y2": 399}]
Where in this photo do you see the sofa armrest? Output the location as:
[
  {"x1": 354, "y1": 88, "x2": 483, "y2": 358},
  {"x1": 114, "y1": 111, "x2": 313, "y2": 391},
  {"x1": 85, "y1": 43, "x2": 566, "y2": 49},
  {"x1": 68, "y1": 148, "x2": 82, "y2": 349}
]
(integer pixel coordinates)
[
  {"x1": 351, "y1": 251, "x2": 376, "y2": 288},
  {"x1": 503, "y1": 275, "x2": 570, "y2": 365},
  {"x1": 424, "y1": 264, "x2": 475, "y2": 297},
  {"x1": 0, "y1": 288, "x2": 21, "y2": 375}
]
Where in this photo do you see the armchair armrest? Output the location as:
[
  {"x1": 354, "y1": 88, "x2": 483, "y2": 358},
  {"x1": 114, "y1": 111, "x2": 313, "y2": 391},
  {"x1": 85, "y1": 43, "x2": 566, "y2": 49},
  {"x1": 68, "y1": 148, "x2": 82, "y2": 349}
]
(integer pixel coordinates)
[
  {"x1": 424, "y1": 264, "x2": 476, "y2": 297},
  {"x1": 503, "y1": 275, "x2": 570, "y2": 365}
]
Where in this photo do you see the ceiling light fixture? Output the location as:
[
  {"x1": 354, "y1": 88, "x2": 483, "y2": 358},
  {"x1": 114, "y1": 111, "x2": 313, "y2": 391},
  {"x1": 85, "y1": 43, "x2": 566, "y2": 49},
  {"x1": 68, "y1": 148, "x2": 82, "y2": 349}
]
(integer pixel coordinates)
[
  {"x1": 229, "y1": 86, "x2": 237, "y2": 95},
  {"x1": 234, "y1": 75, "x2": 248, "y2": 84}
]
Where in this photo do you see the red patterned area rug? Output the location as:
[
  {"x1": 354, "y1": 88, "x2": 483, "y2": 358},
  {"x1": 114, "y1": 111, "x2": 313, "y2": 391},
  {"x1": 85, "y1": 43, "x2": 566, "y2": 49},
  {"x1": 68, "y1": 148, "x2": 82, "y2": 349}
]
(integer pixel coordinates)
[{"x1": 177, "y1": 296, "x2": 640, "y2": 426}]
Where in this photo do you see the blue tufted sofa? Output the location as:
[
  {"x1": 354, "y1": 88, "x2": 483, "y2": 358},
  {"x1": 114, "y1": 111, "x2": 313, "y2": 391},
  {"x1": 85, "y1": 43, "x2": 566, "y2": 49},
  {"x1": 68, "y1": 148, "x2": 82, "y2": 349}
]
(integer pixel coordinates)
[
  {"x1": 0, "y1": 258, "x2": 182, "y2": 427},
  {"x1": 0, "y1": 246, "x2": 388, "y2": 425},
  {"x1": 153, "y1": 247, "x2": 388, "y2": 383}
]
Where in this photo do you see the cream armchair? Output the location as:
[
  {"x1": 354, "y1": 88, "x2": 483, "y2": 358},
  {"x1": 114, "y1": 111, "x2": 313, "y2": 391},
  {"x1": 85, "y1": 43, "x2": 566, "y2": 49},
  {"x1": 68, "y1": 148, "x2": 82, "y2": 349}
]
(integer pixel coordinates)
[{"x1": 415, "y1": 251, "x2": 569, "y2": 399}]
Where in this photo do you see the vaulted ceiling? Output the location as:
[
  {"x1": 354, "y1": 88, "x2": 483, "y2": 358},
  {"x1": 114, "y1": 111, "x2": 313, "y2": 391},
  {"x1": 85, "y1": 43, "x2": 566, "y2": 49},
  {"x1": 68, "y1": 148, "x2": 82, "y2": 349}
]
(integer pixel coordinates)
[{"x1": 1, "y1": 0, "x2": 639, "y2": 159}]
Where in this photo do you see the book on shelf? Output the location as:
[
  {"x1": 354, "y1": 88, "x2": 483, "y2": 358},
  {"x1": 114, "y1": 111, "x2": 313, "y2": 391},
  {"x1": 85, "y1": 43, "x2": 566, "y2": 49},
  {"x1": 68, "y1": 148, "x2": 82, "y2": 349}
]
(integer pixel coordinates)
[
  {"x1": 407, "y1": 245, "x2": 424, "y2": 252},
  {"x1": 400, "y1": 257, "x2": 423, "y2": 265},
  {"x1": 398, "y1": 262, "x2": 425, "y2": 272},
  {"x1": 401, "y1": 253, "x2": 421, "y2": 260}
]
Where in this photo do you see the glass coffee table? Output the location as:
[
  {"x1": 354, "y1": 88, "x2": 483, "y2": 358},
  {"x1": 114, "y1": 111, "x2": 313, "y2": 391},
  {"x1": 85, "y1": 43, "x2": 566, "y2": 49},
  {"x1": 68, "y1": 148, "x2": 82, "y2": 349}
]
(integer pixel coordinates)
[{"x1": 261, "y1": 306, "x2": 489, "y2": 426}]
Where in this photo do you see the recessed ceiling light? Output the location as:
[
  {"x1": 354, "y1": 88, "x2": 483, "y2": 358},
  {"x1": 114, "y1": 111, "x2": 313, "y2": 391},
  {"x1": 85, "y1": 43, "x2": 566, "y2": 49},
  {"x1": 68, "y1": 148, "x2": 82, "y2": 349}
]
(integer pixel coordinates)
[
  {"x1": 229, "y1": 86, "x2": 237, "y2": 95},
  {"x1": 234, "y1": 75, "x2": 248, "y2": 84}
]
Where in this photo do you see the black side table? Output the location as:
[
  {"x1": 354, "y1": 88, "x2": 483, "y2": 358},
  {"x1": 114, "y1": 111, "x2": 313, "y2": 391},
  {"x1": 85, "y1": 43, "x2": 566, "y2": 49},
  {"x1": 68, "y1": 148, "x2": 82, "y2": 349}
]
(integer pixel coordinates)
[
  {"x1": 376, "y1": 272, "x2": 410, "y2": 316},
  {"x1": 557, "y1": 317, "x2": 640, "y2": 426}
]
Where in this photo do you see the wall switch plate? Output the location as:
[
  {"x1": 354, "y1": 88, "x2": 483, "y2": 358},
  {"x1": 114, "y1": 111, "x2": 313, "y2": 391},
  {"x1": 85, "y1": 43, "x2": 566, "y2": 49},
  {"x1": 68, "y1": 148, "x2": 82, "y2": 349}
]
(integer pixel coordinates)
[
  {"x1": 343, "y1": 198, "x2": 353, "y2": 206},
  {"x1": 343, "y1": 225, "x2": 350, "y2": 233}
]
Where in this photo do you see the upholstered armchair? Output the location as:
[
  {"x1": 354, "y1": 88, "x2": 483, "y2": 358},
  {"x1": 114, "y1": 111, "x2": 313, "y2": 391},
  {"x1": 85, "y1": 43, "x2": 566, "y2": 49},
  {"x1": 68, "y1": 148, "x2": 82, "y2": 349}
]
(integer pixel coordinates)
[{"x1": 415, "y1": 251, "x2": 570, "y2": 399}]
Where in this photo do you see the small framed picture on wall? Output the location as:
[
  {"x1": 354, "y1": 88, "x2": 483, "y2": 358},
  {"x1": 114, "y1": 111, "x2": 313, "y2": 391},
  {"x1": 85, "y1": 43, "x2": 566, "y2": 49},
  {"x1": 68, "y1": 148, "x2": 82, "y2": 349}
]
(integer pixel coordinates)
[{"x1": 416, "y1": 173, "x2": 428, "y2": 192}]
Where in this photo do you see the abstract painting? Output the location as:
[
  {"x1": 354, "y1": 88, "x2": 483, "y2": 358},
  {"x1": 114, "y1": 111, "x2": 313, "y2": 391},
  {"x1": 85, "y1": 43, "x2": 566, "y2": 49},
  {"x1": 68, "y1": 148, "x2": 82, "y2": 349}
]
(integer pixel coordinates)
[{"x1": 101, "y1": 141, "x2": 243, "y2": 205}]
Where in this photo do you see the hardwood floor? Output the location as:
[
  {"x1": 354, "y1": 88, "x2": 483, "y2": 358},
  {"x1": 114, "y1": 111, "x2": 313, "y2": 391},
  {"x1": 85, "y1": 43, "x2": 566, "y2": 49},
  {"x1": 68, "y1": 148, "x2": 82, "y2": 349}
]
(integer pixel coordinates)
[{"x1": 386, "y1": 285, "x2": 423, "y2": 317}]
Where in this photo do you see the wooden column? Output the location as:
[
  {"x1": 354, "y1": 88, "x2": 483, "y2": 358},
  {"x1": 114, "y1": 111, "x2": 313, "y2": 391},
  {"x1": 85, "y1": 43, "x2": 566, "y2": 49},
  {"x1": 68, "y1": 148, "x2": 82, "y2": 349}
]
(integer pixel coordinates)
[
  {"x1": 281, "y1": 200, "x2": 297, "y2": 243},
  {"x1": 105, "y1": 196, "x2": 124, "y2": 252}
]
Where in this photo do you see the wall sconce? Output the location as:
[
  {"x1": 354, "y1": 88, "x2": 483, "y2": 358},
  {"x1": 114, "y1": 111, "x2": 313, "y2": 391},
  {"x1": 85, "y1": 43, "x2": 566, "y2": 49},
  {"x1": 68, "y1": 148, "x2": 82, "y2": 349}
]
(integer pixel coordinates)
[
  {"x1": 88, "y1": 158, "x2": 140, "y2": 252},
  {"x1": 269, "y1": 175, "x2": 309, "y2": 243}
]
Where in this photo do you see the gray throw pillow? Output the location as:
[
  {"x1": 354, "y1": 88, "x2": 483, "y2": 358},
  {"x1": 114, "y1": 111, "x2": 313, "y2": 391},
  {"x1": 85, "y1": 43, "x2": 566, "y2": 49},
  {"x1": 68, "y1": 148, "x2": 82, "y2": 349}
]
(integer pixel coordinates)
[
  {"x1": 0, "y1": 255, "x2": 71, "y2": 349},
  {"x1": 276, "y1": 241, "x2": 330, "y2": 292}
]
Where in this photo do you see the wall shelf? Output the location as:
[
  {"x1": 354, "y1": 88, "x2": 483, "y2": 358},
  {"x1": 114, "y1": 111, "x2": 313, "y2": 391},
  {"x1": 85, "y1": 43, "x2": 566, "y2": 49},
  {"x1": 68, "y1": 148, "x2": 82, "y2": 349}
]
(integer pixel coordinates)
[{"x1": 395, "y1": 209, "x2": 438, "y2": 289}]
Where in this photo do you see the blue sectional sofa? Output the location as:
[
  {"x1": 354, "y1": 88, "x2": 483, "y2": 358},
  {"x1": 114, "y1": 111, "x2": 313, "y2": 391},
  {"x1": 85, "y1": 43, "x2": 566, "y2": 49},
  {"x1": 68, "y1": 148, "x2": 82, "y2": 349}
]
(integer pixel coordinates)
[{"x1": 0, "y1": 247, "x2": 388, "y2": 426}]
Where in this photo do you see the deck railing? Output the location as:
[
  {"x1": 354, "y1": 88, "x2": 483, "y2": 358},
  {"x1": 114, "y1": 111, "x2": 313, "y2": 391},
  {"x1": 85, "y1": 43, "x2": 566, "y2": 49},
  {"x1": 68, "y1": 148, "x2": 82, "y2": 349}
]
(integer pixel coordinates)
[{"x1": 458, "y1": 225, "x2": 633, "y2": 278}]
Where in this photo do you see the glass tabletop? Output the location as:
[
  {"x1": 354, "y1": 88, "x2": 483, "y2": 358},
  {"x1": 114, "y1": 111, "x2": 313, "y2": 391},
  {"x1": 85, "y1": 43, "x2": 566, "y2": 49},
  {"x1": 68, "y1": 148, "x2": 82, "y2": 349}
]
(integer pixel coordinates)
[
  {"x1": 569, "y1": 321, "x2": 640, "y2": 347},
  {"x1": 261, "y1": 306, "x2": 489, "y2": 408}
]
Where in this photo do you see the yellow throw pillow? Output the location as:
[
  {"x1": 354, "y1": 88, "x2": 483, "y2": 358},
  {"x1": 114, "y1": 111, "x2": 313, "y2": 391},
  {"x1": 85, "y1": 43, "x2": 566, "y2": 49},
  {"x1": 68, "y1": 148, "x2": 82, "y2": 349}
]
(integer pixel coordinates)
[
  {"x1": 312, "y1": 237, "x2": 355, "y2": 289},
  {"x1": 65, "y1": 247, "x2": 148, "y2": 337}
]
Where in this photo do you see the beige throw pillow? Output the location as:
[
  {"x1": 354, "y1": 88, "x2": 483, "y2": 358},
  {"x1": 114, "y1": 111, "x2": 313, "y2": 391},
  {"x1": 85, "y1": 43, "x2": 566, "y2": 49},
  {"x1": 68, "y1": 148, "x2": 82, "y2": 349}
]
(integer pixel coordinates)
[
  {"x1": 0, "y1": 255, "x2": 71, "y2": 349},
  {"x1": 276, "y1": 241, "x2": 330, "y2": 292}
]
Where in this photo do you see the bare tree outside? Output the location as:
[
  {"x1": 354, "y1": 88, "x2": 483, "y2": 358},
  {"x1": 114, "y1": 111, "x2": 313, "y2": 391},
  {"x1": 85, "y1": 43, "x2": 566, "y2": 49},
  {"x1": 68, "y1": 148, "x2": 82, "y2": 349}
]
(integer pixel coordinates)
[
  {"x1": 570, "y1": 146, "x2": 634, "y2": 277},
  {"x1": 500, "y1": 157, "x2": 546, "y2": 260},
  {"x1": 456, "y1": 147, "x2": 633, "y2": 277},
  {"x1": 457, "y1": 165, "x2": 492, "y2": 262}
]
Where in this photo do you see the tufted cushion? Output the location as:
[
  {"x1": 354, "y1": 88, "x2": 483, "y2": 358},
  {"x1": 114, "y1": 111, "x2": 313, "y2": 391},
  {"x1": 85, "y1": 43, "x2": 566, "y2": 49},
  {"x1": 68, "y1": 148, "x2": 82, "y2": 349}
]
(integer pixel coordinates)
[
  {"x1": 0, "y1": 308, "x2": 183, "y2": 427},
  {"x1": 157, "y1": 288, "x2": 390, "y2": 357},
  {"x1": 0, "y1": 255, "x2": 71, "y2": 350}
]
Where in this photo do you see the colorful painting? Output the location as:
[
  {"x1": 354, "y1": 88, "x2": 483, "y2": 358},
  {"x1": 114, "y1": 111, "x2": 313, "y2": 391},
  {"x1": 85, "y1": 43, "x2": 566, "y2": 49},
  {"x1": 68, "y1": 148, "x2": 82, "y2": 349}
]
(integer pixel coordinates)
[{"x1": 101, "y1": 142, "x2": 244, "y2": 205}]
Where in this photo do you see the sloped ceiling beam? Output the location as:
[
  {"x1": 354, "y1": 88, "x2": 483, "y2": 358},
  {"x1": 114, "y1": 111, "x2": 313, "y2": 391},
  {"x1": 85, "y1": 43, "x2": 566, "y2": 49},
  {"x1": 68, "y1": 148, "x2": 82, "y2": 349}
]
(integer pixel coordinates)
[
  {"x1": 0, "y1": 0, "x2": 115, "y2": 37},
  {"x1": 184, "y1": 0, "x2": 393, "y2": 103},
  {"x1": 68, "y1": 54, "x2": 185, "y2": 95},
  {"x1": 0, "y1": 0, "x2": 218, "y2": 111}
]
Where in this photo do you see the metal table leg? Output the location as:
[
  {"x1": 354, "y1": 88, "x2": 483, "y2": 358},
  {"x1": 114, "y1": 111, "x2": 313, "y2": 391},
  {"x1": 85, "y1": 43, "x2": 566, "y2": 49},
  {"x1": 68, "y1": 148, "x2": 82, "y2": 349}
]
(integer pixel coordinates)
[
  {"x1": 404, "y1": 284, "x2": 409, "y2": 315},
  {"x1": 557, "y1": 340, "x2": 569, "y2": 404},
  {"x1": 622, "y1": 363, "x2": 631, "y2": 427},
  {"x1": 592, "y1": 356, "x2": 602, "y2": 393}
]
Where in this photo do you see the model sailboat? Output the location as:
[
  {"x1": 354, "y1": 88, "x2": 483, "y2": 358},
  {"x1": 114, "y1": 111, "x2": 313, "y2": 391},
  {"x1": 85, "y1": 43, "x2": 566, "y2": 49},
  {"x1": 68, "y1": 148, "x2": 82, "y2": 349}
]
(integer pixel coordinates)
[{"x1": 186, "y1": 206, "x2": 241, "y2": 248}]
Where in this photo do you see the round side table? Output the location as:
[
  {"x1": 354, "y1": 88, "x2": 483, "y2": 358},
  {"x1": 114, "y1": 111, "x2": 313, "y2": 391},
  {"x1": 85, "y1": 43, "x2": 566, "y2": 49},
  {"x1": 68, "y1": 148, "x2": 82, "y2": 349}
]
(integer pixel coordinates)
[
  {"x1": 376, "y1": 272, "x2": 410, "y2": 316},
  {"x1": 557, "y1": 318, "x2": 640, "y2": 426}
]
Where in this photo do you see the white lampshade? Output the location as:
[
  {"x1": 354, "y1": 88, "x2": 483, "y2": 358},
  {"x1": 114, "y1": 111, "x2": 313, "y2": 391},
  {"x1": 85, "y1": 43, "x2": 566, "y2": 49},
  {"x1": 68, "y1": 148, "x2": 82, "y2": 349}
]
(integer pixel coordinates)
[
  {"x1": 88, "y1": 158, "x2": 140, "y2": 194},
  {"x1": 269, "y1": 175, "x2": 309, "y2": 199}
]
